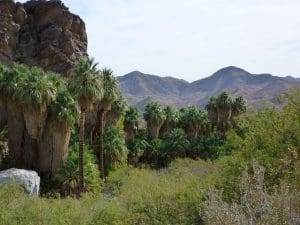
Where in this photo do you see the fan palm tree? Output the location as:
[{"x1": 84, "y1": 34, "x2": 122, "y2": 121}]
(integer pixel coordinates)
[
  {"x1": 216, "y1": 92, "x2": 233, "y2": 135},
  {"x1": 15, "y1": 66, "x2": 57, "y2": 140},
  {"x1": 230, "y1": 96, "x2": 246, "y2": 127},
  {"x1": 105, "y1": 93, "x2": 127, "y2": 127},
  {"x1": 92, "y1": 68, "x2": 119, "y2": 179},
  {"x1": 159, "y1": 106, "x2": 179, "y2": 138},
  {"x1": 39, "y1": 87, "x2": 79, "y2": 176},
  {"x1": 68, "y1": 57, "x2": 103, "y2": 192},
  {"x1": 0, "y1": 64, "x2": 31, "y2": 167},
  {"x1": 144, "y1": 102, "x2": 166, "y2": 139},
  {"x1": 179, "y1": 106, "x2": 204, "y2": 141},
  {"x1": 124, "y1": 106, "x2": 139, "y2": 142},
  {"x1": 206, "y1": 96, "x2": 218, "y2": 129}
]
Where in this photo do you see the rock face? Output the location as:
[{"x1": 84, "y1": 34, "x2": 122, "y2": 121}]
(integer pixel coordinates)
[
  {"x1": 0, "y1": 0, "x2": 87, "y2": 75},
  {"x1": 0, "y1": 168, "x2": 40, "y2": 195}
]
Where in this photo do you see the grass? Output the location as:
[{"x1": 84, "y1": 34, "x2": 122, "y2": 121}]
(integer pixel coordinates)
[{"x1": 0, "y1": 159, "x2": 215, "y2": 225}]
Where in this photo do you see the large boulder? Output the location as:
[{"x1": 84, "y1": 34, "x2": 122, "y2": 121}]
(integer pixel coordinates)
[
  {"x1": 0, "y1": 0, "x2": 87, "y2": 75},
  {"x1": 0, "y1": 168, "x2": 40, "y2": 195}
]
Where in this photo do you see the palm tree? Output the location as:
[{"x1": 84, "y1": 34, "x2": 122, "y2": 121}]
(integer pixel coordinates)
[
  {"x1": 216, "y1": 92, "x2": 233, "y2": 136},
  {"x1": 124, "y1": 106, "x2": 139, "y2": 142},
  {"x1": 179, "y1": 106, "x2": 204, "y2": 141},
  {"x1": 68, "y1": 57, "x2": 103, "y2": 192},
  {"x1": 143, "y1": 102, "x2": 166, "y2": 139},
  {"x1": 16, "y1": 66, "x2": 57, "y2": 140},
  {"x1": 102, "y1": 126, "x2": 127, "y2": 176},
  {"x1": 0, "y1": 64, "x2": 31, "y2": 167},
  {"x1": 39, "y1": 87, "x2": 79, "y2": 177},
  {"x1": 230, "y1": 96, "x2": 246, "y2": 127},
  {"x1": 206, "y1": 97, "x2": 218, "y2": 129},
  {"x1": 92, "y1": 68, "x2": 119, "y2": 179},
  {"x1": 159, "y1": 106, "x2": 179, "y2": 138},
  {"x1": 105, "y1": 93, "x2": 127, "y2": 127}
]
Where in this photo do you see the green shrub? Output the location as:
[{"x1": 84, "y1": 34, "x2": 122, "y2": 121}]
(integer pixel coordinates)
[
  {"x1": 102, "y1": 126, "x2": 128, "y2": 174},
  {"x1": 52, "y1": 143, "x2": 101, "y2": 196}
]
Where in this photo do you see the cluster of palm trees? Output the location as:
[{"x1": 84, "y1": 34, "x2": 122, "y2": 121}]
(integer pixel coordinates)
[
  {"x1": 206, "y1": 92, "x2": 246, "y2": 135},
  {"x1": 0, "y1": 57, "x2": 247, "y2": 194},
  {"x1": 138, "y1": 94, "x2": 245, "y2": 142},
  {"x1": 0, "y1": 57, "x2": 125, "y2": 193},
  {"x1": 0, "y1": 64, "x2": 78, "y2": 177},
  {"x1": 122, "y1": 93, "x2": 246, "y2": 166}
]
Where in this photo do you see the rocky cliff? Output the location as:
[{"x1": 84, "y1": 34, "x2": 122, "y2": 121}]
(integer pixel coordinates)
[{"x1": 0, "y1": 0, "x2": 87, "y2": 75}]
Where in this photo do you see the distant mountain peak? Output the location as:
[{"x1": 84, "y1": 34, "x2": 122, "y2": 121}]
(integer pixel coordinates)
[
  {"x1": 117, "y1": 66, "x2": 300, "y2": 110},
  {"x1": 213, "y1": 66, "x2": 250, "y2": 76}
]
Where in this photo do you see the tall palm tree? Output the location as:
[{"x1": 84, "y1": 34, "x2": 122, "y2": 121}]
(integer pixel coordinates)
[
  {"x1": 39, "y1": 87, "x2": 78, "y2": 177},
  {"x1": 93, "y1": 68, "x2": 119, "y2": 179},
  {"x1": 159, "y1": 106, "x2": 179, "y2": 138},
  {"x1": 68, "y1": 57, "x2": 103, "y2": 192},
  {"x1": 216, "y1": 92, "x2": 233, "y2": 136},
  {"x1": 124, "y1": 106, "x2": 139, "y2": 142},
  {"x1": 143, "y1": 102, "x2": 166, "y2": 139},
  {"x1": 0, "y1": 64, "x2": 33, "y2": 167}
]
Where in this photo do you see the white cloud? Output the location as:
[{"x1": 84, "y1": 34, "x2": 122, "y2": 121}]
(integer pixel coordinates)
[{"x1": 17, "y1": 0, "x2": 300, "y2": 80}]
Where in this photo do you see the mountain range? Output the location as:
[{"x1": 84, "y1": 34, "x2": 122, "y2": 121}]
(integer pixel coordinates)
[{"x1": 117, "y1": 66, "x2": 300, "y2": 109}]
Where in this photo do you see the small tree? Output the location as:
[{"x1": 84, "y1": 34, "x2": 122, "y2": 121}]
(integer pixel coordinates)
[{"x1": 68, "y1": 57, "x2": 103, "y2": 192}]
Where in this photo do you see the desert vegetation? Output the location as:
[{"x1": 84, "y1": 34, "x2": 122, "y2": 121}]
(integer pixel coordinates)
[{"x1": 0, "y1": 60, "x2": 299, "y2": 224}]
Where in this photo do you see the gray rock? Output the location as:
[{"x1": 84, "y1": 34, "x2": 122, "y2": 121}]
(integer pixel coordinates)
[{"x1": 0, "y1": 168, "x2": 40, "y2": 195}]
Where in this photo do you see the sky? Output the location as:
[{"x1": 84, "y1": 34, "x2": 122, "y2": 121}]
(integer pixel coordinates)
[{"x1": 20, "y1": 0, "x2": 300, "y2": 81}]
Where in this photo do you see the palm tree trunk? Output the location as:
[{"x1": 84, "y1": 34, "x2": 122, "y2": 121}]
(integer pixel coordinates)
[
  {"x1": 92, "y1": 109, "x2": 106, "y2": 179},
  {"x1": 99, "y1": 110, "x2": 105, "y2": 179},
  {"x1": 79, "y1": 112, "x2": 85, "y2": 192}
]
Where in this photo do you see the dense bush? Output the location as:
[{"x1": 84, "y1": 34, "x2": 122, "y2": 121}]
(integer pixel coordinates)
[
  {"x1": 203, "y1": 162, "x2": 300, "y2": 225},
  {"x1": 216, "y1": 91, "x2": 300, "y2": 200}
]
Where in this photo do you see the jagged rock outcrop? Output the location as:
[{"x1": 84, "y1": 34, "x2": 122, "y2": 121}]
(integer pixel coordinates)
[
  {"x1": 0, "y1": 0, "x2": 87, "y2": 75},
  {"x1": 0, "y1": 168, "x2": 40, "y2": 195}
]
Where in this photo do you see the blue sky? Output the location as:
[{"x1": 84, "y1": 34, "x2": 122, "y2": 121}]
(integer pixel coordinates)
[{"x1": 20, "y1": 0, "x2": 300, "y2": 81}]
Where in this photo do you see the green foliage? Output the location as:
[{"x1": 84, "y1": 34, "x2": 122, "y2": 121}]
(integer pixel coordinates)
[
  {"x1": 215, "y1": 92, "x2": 300, "y2": 200},
  {"x1": 15, "y1": 66, "x2": 58, "y2": 109},
  {"x1": 100, "y1": 68, "x2": 119, "y2": 105},
  {"x1": 143, "y1": 102, "x2": 166, "y2": 125},
  {"x1": 189, "y1": 132, "x2": 224, "y2": 159},
  {"x1": 163, "y1": 128, "x2": 190, "y2": 163},
  {"x1": 68, "y1": 57, "x2": 103, "y2": 110},
  {"x1": 54, "y1": 144, "x2": 101, "y2": 196},
  {"x1": 124, "y1": 106, "x2": 139, "y2": 129},
  {"x1": 49, "y1": 88, "x2": 79, "y2": 126},
  {"x1": 102, "y1": 126, "x2": 128, "y2": 172},
  {"x1": 0, "y1": 159, "x2": 216, "y2": 225},
  {"x1": 179, "y1": 106, "x2": 209, "y2": 139},
  {"x1": 127, "y1": 129, "x2": 148, "y2": 166}
]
